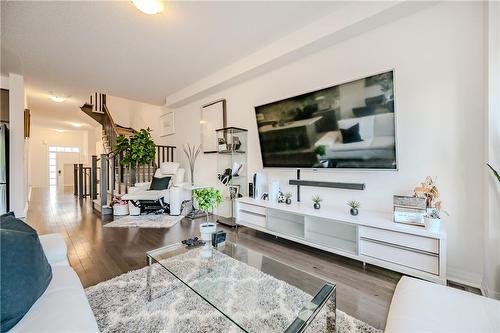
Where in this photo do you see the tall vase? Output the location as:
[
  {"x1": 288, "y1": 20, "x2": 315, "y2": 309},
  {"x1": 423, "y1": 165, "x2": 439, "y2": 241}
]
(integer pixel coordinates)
[{"x1": 190, "y1": 165, "x2": 195, "y2": 186}]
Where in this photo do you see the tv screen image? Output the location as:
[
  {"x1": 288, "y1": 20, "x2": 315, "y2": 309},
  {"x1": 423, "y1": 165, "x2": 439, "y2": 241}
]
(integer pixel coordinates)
[{"x1": 254, "y1": 70, "x2": 396, "y2": 169}]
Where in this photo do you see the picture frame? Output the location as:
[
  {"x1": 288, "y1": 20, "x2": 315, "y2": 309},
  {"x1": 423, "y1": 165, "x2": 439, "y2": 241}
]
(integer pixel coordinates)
[
  {"x1": 201, "y1": 99, "x2": 227, "y2": 153},
  {"x1": 160, "y1": 111, "x2": 175, "y2": 137},
  {"x1": 228, "y1": 185, "x2": 240, "y2": 200}
]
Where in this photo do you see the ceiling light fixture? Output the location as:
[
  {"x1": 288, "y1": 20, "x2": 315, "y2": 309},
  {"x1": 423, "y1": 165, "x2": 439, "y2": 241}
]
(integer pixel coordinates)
[
  {"x1": 131, "y1": 0, "x2": 164, "y2": 15},
  {"x1": 49, "y1": 95, "x2": 66, "y2": 103}
]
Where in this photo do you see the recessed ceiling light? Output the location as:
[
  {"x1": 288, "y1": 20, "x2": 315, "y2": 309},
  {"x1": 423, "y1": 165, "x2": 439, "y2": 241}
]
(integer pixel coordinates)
[
  {"x1": 55, "y1": 129, "x2": 65, "y2": 133},
  {"x1": 70, "y1": 122, "x2": 83, "y2": 128},
  {"x1": 131, "y1": 0, "x2": 164, "y2": 15},
  {"x1": 50, "y1": 95, "x2": 66, "y2": 103}
]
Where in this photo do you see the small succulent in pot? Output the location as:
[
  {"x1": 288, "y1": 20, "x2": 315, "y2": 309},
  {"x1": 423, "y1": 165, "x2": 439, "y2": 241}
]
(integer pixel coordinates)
[
  {"x1": 312, "y1": 195, "x2": 322, "y2": 209},
  {"x1": 348, "y1": 200, "x2": 360, "y2": 216},
  {"x1": 284, "y1": 192, "x2": 292, "y2": 205}
]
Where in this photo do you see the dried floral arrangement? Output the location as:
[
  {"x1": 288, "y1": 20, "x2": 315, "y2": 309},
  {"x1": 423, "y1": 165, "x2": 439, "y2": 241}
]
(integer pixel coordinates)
[
  {"x1": 111, "y1": 195, "x2": 128, "y2": 206},
  {"x1": 413, "y1": 176, "x2": 448, "y2": 218}
]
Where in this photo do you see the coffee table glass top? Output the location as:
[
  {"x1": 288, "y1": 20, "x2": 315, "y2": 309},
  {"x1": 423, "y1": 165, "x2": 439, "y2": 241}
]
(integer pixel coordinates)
[{"x1": 146, "y1": 241, "x2": 336, "y2": 333}]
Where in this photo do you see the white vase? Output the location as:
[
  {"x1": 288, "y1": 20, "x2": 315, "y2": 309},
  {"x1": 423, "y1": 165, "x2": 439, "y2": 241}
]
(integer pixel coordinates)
[
  {"x1": 424, "y1": 217, "x2": 441, "y2": 231},
  {"x1": 200, "y1": 222, "x2": 217, "y2": 258}
]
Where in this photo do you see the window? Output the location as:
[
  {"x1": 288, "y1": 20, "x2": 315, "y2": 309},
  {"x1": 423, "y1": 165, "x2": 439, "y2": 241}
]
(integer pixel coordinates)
[{"x1": 48, "y1": 146, "x2": 80, "y2": 186}]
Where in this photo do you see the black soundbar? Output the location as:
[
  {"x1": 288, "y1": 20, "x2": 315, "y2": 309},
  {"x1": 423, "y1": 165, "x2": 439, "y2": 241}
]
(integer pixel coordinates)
[{"x1": 288, "y1": 179, "x2": 365, "y2": 191}]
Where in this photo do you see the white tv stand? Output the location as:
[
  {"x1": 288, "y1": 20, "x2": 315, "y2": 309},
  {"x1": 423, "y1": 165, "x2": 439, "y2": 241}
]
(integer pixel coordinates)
[{"x1": 236, "y1": 197, "x2": 447, "y2": 284}]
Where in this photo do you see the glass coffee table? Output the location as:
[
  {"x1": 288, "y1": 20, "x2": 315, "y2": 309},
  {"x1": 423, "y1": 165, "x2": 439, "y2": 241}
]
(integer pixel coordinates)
[{"x1": 146, "y1": 241, "x2": 336, "y2": 333}]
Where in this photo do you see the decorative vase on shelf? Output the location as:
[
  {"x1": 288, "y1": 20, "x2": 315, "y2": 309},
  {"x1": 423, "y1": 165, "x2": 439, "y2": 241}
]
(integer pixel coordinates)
[
  {"x1": 200, "y1": 222, "x2": 217, "y2": 258},
  {"x1": 286, "y1": 198, "x2": 292, "y2": 205},
  {"x1": 424, "y1": 215, "x2": 441, "y2": 230},
  {"x1": 313, "y1": 203, "x2": 321, "y2": 210},
  {"x1": 350, "y1": 208, "x2": 358, "y2": 216}
]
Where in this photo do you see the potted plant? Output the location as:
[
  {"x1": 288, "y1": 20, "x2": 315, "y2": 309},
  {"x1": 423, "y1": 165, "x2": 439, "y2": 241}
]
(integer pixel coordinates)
[
  {"x1": 284, "y1": 192, "x2": 293, "y2": 205},
  {"x1": 348, "y1": 201, "x2": 360, "y2": 216},
  {"x1": 114, "y1": 128, "x2": 156, "y2": 185},
  {"x1": 314, "y1": 145, "x2": 328, "y2": 168},
  {"x1": 111, "y1": 195, "x2": 129, "y2": 216},
  {"x1": 193, "y1": 188, "x2": 224, "y2": 222},
  {"x1": 414, "y1": 176, "x2": 448, "y2": 229},
  {"x1": 193, "y1": 188, "x2": 223, "y2": 258},
  {"x1": 312, "y1": 195, "x2": 322, "y2": 209}
]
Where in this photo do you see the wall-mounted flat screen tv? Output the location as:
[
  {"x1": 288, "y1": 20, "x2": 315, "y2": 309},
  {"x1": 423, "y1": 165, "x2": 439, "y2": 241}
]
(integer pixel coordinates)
[{"x1": 254, "y1": 70, "x2": 396, "y2": 169}]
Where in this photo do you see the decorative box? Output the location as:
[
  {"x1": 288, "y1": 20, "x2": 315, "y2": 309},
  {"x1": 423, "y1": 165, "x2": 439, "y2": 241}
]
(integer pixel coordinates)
[{"x1": 211, "y1": 230, "x2": 226, "y2": 248}]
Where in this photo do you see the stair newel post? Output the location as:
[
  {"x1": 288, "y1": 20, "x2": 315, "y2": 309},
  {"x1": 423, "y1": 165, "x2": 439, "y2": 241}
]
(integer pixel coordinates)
[
  {"x1": 110, "y1": 155, "x2": 115, "y2": 199},
  {"x1": 91, "y1": 156, "x2": 97, "y2": 200},
  {"x1": 73, "y1": 164, "x2": 78, "y2": 196},
  {"x1": 117, "y1": 153, "x2": 122, "y2": 194},
  {"x1": 100, "y1": 154, "x2": 108, "y2": 208},
  {"x1": 78, "y1": 163, "x2": 84, "y2": 199},
  {"x1": 130, "y1": 163, "x2": 137, "y2": 187}
]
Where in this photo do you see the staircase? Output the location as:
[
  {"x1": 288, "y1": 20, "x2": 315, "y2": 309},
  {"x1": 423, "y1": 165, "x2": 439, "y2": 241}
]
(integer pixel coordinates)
[{"x1": 78, "y1": 93, "x2": 176, "y2": 215}]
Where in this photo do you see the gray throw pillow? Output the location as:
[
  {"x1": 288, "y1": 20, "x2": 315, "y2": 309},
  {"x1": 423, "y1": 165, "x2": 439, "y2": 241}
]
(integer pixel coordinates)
[{"x1": 0, "y1": 213, "x2": 53, "y2": 332}]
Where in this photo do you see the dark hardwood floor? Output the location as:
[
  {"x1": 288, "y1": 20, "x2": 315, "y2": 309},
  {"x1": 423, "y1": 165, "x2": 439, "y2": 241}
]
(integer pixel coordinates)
[{"x1": 26, "y1": 186, "x2": 401, "y2": 330}]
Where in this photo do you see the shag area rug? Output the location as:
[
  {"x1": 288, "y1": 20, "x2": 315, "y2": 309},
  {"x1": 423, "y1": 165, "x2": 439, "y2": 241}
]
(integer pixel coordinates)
[
  {"x1": 104, "y1": 214, "x2": 183, "y2": 228},
  {"x1": 86, "y1": 248, "x2": 381, "y2": 333}
]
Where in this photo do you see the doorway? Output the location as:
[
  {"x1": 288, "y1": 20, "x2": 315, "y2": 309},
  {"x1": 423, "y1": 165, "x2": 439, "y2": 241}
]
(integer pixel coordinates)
[{"x1": 48, "y1": 146, "x2": 80, "y2": 187}]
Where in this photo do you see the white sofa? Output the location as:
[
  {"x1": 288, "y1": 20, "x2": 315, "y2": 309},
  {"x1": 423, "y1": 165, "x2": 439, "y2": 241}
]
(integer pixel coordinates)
[
  {"x1": 10, "y1": 234, "x2": 99, "y2": 333},
  {"x1": 386, "y1": 276, "x2": 500, "y2": 333},
  {"x1": 122, "y1": 162, "x2": 190, "y2": 215},
  {"x1": 316, "y1": 113, "x2": 395, "y2": 160}
]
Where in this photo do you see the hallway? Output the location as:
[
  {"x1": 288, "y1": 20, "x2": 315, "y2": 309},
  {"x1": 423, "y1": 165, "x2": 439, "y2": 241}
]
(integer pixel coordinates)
[{"x1": 26, "y1": 186, "x2": 401, "y2": 329}]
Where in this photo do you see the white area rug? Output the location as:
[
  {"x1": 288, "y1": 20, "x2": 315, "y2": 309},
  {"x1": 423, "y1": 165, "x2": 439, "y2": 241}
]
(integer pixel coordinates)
[
  {"x1": 86, "y1": 247, "x2": 382, "y2": 333},
  {"x1": 104, "y1": 214, "x2": 183, "y2": 228}
]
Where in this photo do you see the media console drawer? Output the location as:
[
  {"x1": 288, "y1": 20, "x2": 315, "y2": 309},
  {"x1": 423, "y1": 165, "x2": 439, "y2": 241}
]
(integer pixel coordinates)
[
  {"x1": 360, "y1": 238, "x2": 439, "y2": 275},
  {"x1": 359, "y1": 226, "x2": 439, "y2": 254},
  {"x1": 238, "y1": 211, "x2": 266, "y2": 228},
  {"x1": 239, "y1": 203, "x2": 267, "y2": 216}
]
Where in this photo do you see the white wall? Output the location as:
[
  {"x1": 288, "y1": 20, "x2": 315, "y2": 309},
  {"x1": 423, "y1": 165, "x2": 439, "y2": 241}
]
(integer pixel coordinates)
[
  {"x1": 164, "y1": 2, "x2": 486, "y2": 286},
  {"x1": 483, "y1": 1, "x2": 500, "y2": 300},
  {"x1": 29, "y1": 126, "x2": 95, "y2": 188},
  {"x1": 1, "y1": 73, "x2": 28, "y2": 217},
  {"x1": 105, "y1": 95, "x2": 163, "y2": 142}
]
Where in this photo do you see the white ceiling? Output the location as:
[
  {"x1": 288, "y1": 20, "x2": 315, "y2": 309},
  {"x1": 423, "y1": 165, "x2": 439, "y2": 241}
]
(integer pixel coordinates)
[{"x1": 1, "y1": 1, "x2": 344, "y2": 129}]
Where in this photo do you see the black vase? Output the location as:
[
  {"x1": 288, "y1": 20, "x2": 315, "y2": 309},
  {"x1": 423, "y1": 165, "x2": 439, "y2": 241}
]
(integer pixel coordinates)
[
  {"x1": 313, "y1": 202, "x2": 321, "y2": 210},
  {"x1": 350, "y1": 208, "x2": 358, "y2": 216},
  {"x1": 286, "y1": 198, "x2": 292, "y2": 205}
]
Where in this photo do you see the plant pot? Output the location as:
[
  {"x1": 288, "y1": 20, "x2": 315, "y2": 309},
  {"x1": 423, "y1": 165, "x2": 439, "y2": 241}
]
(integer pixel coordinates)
[
  {"x1": 113, "y1": 204, "x2": 129, "y2": 216},
  {"x1": 285, "y1": 198, "x2": 292, "y2": 205},
  {"x1": 313, "y1": 202, "x2": 321, "y2": 210},
  {"x1": 200, "y1": 222, "x2": 217, "y2": 258},
  {"x1": 350, "y1": 208, "x2": 358, "y2": 216}
]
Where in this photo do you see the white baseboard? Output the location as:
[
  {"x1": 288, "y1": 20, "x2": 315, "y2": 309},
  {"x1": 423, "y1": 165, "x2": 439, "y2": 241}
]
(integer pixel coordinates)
[
  {"x1": 481, "y1": 279, "x2": 500, "y2": 300},
  {"x1": 447, "y1": 266, "x2": 483, "y2": 290}
]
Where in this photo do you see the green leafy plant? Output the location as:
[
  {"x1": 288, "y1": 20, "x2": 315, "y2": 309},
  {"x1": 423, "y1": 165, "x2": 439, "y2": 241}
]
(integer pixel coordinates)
[
  {"x1": 312, "y1": 195, "x2": 322, "y2": 204},
  {"x1": 114, "y1": 128, "x2": 156, "y2": 168},
  {"x1": 487, "y1": 163, "x2": 500, "y2": 182},
  {"x1": 348, "y1": 200, "x2": 360, "y2": 209},
  {"x1": 285, "y1": 192, "x2": 292, "y2": 199},
  {"x1": 314, "y1": 144, "x2": 326, "y2": 157},
  {"x1": 193, "y1": 188, "x2": 224, "y2": 214}
]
